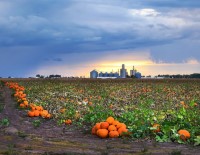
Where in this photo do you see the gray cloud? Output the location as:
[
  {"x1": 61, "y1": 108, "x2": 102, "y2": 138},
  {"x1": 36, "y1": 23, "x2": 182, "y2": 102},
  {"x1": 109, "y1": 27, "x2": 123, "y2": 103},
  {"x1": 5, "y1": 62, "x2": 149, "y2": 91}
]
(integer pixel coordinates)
[{"x1": 0, "y1": 0, "x2": 200, "y2": 77}]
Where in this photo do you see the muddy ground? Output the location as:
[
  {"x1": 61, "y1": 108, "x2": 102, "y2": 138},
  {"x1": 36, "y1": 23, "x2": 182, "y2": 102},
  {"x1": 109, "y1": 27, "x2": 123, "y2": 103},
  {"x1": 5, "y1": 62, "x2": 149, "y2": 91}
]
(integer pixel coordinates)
[{"x1": 0, "y1": 85, "x2": 199, "y2": 155}]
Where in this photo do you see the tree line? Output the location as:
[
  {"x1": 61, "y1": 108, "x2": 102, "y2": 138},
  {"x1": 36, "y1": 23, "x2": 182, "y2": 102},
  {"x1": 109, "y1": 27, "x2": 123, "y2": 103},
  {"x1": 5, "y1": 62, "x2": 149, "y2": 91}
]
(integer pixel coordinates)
[{"x1": 156, "y1": 73, "x2": 200, "y2": 78}]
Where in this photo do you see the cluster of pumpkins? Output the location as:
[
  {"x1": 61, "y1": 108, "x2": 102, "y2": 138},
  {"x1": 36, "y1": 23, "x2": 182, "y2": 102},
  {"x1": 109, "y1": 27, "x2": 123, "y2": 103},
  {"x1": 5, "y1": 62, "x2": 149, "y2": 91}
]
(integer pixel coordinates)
[
  {"x1": 91, "y1": 117, "x2": 130, "y2": 138},
  {"x1": 6, "y1": 82, "x2": 51, "y2": 119}
]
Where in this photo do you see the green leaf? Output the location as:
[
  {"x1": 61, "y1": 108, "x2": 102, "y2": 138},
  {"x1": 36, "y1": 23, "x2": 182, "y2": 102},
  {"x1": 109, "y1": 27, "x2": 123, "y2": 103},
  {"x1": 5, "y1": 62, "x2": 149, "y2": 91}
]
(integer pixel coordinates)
[{"x1": 194, "y1": 136, "x2": 200, "y2": 146}]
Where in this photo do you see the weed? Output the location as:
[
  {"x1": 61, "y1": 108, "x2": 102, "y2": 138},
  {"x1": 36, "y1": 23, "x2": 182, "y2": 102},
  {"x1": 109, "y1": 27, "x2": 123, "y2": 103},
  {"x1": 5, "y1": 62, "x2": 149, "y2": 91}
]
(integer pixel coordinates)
[
  {"x1": 0, "y1": 118, "x2": 10, "y2": 127},
  {"x1": 32, "y1": 120, "x2": 41, "y2": 128}
]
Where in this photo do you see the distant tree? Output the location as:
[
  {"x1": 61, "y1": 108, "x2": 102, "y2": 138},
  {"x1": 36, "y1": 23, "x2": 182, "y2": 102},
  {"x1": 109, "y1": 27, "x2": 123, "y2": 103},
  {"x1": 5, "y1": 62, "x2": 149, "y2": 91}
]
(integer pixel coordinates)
[
  {"x1": 36, "y1": 74, "x2": 45, "y2": 78},
  {"x1": 131, "y1": 75, "x2": 136, "y2": 78},
  {"x1": 190, "y1": 73, "x2": 200, "y2": 78},
  {"x1": 36, "y1": 74, "x2": 41, "y2": 78},
  {"x1": 55, "y1": 74, "x2": 61, "y2": 78},
  {"x1": 155, "y1": 73, "x2": 200, "y2": 79},
  {"x1": 48, "y1": 74, "x2": 61, "y2": 78}
]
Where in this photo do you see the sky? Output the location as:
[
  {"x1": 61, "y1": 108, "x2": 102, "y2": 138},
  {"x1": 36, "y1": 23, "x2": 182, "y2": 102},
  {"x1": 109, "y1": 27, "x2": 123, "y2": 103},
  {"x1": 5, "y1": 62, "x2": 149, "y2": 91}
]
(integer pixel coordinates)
[{"x1": 0, "y1": 0, "x2": 200, "y2": 77}]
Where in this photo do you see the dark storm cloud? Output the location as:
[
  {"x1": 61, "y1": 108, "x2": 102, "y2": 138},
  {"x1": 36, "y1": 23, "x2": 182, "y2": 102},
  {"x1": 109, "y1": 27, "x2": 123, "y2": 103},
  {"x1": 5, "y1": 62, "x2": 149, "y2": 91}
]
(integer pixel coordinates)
[
  {"x1": 0, "y1": 0, "x2": 200, "y2": 50},
  {"x1": 0, "y1": 0, "x2": 200, "y2": 77}
]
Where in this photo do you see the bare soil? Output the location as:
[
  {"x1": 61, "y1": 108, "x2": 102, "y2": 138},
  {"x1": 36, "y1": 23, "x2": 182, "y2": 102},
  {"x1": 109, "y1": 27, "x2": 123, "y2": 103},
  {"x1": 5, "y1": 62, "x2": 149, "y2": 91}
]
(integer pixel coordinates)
[{"x1": 0, "y1": 86, "x2": 200, "y2": 155}]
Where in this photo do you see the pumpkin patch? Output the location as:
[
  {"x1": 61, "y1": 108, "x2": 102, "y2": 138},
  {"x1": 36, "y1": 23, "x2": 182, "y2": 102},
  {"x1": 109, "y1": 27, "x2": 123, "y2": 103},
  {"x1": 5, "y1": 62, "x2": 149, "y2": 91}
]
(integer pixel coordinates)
[{"x1": 3, "y1": 79, "x2": 200, "y2": 146}]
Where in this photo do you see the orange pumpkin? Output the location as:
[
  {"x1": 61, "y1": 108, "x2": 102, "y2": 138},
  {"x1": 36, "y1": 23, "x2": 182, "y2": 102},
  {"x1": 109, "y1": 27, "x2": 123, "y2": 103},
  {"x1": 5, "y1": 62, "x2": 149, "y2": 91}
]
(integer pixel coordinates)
[
  {"x1": 118, "y1": 127, "x2": 128, "y2": 136},
  {"x1": 34, "y1": 110, "x2": 40, "y2": 117},
  {"x1": 109, "y1": 131, "x2": 119, "y2": 138},
  {"x1": 100, "y1": 122, "x2": 109, "y2": 129},
  {"x1": 22, "y1": 98, "x2": 27, "y2": 101},
  {"x1": 112, "y1": 120, "x2": 120, "y2": 126},
  {"x1": 106, "y1": 117, "x2": 114, "y2": 124},
  {"x1": 41, "y1": 110, "x2": 48, "y2": 117},
  {"x1": 152, "y1": 124, "x2": 160, "y2": 133},
  {"x1": 35, "y1": 106, "x2": 41, "y2": 111},
  {"x1": 19, "y1": 103, "x2": 25, "y2": 108},
  {"x1": 108, "y1": 125, "x2": 117, "y2": 131},
  {"x1": 22, "y1": 94, "x2": 26, "y2": 98},
  {"x1": 178, "y1": 129, "x2": 190, "y2": 141},
  {"x1": 65, "y1": 119, "x2": 72, "y2": 125},
  {"x1": 95, "y1": 123, "x2": 101, "y2": 130},
  {"x1": 91, "y1": 126, "x2": 97, "y2": 135},
  {"x1": 97, "y1": 129, "x2": 108, "y2": 138},
  {"x1": 23, "y1": 101, "x2": 28, "y2": 106},
  {"x1": 46, "y1": 113, "x2": 51, "y2": 119},
  {"x1": 120, "y1": 123, "x2": 127, "y2": 129},
  {"x1": 88, "y1": 102, "x2": 93, "y2": 106},
  {"x1": 28, "y1": 110, "x2": 35, "y2": 117},
  {"x1": 60, "y1": 108, "x2": 66, "y2": 113}
]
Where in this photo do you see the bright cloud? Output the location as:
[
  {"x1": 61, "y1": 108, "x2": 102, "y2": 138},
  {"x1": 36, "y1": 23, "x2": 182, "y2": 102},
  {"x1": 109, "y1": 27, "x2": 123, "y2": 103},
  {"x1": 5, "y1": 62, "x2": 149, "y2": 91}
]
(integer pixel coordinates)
[{"x1": 129, "y1": 8, "x2": 160, "y2": 16}]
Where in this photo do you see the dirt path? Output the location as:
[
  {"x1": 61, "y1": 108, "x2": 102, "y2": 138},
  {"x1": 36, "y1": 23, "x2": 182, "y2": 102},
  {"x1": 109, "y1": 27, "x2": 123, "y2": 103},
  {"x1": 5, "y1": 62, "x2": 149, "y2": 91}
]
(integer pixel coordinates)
[{"x1": 0, "y1": 86, "x2": 200, "y2": 155}]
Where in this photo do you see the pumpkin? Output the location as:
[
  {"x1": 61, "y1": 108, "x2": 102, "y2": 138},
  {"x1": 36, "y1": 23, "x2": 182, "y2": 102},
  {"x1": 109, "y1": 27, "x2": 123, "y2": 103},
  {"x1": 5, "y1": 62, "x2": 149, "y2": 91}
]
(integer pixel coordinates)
[
  {"x1": 28, "y1": 110, "x2": 35, "y2": 117},
  {"x1": 112, "y1": 120, "x2": 120, "y2": 126},
  {"x1": 108, "y1": 125, "x2": 117, "y2": 131},
  {"x1": 106, "y1": 117, "x2": 114, "y2": 124},
  {"x1": 31, "y1": 106, "x2": 36, "y2": 111},
  {"x1": 91, "y1": 126, "x2": 96, "y2": 135},
  {"x1": 109, "y1": 131, "x2": 119, "y2": 138},
  {"x1": 34, "y1": 110, "x2": 40, "y2": 117},
  {"x1": 23, "y1": 101, "x2": 28, "y2": 106},
  {"x1": 100, "y1": 122, "x2": 109, "y2": 129},
  {"x1": 41, "y1": 110, "x2": 48, "y2": 117},
  {"x1": 22, "y1": 98, "x2": 27, "y2": 101},
  {"x1": 118, "y1": 127, "x2": 128, "y2": 136},
  {"x1": 88, "y1": 102, "x2": 93, "y2": 106},
  {"x1": 95, "y1": 123, "x2": 101, "y2": 130},
  {"x1": 19, "y1": 103, "x2": 25, "y2": 108},
  {"x1": 46, "y1": 113, "x2": 51, "y2": 119},
  {"x1": 22, "y1": 94, "x2": 26, "y2": 98},
  {"x1": 97, "y1": 129, "x2": 108, "y2": 138},
  {"x1": 65, "y1": 119, "x2": 72, "y2": 125},
  {"x1": 120, "y1": 123, "x2": 127, "y2": 129},
  {"x1": 40, "y1": 106, "x2": 44, "y2": 111},
  {"x1": 178, "y1": 129, "x2": 190, "y2": 141},
  {"x1": 60, "y1": 108, "x2": 66, "y2": 113},
  {"x1": 35, "y1": 106, "x2": 41, "y2": 111},
  {"x1": 152, "y1": 124, "x2": 160, "y2": 133}
]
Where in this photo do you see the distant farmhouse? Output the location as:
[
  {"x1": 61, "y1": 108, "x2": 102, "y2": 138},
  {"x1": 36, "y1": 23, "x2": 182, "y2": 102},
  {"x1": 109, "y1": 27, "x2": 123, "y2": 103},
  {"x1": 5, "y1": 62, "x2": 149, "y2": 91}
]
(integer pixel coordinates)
[{"x1": 90, "y1": 64, "x2": 142, "y2": 79}]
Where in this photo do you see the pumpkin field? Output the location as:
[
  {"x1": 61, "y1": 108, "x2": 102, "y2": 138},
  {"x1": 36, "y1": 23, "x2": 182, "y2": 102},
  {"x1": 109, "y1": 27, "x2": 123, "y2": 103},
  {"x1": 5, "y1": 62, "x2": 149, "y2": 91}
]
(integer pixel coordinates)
[{"x1": 0, "y1": 78, "x2": 200, "y2": 154}]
